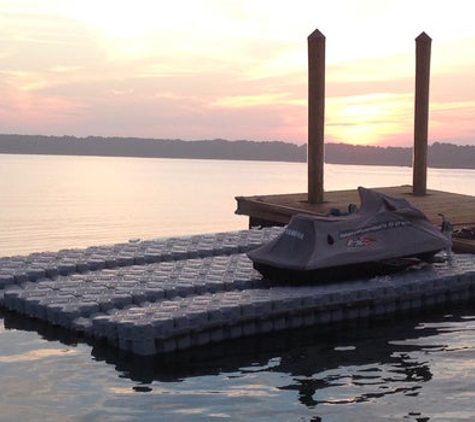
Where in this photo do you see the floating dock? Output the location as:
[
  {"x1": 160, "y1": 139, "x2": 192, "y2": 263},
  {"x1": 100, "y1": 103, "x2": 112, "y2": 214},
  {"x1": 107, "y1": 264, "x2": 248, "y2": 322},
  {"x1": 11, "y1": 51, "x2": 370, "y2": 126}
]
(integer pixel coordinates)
[{"x1": 1, "y1": 227, "x2": 475, "y2": 356}]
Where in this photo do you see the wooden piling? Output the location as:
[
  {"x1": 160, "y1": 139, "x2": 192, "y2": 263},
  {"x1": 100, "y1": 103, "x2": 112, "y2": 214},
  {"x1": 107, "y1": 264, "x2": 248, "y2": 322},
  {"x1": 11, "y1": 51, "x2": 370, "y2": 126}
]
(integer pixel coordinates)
[
  {"x1": 413, "y1": 32, "x2": 432, "y2": 196},
  {"x1": 307, "y1": 29, "x2": 325, "y2": 204}
]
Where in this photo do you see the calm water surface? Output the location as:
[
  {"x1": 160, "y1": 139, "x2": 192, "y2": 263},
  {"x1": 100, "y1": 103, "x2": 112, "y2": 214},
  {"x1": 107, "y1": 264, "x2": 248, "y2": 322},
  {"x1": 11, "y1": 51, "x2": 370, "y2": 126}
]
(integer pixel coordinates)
[{"x1": 1, "y1": 154, "x2": 475, "y2": 421}]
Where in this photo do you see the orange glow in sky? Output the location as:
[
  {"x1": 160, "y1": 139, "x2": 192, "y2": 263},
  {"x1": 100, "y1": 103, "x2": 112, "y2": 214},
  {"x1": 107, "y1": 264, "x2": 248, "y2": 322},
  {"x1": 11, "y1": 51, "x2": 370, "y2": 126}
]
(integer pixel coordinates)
[{"x1": 1, "y1": 0, "x2": 474, "y2": 146}]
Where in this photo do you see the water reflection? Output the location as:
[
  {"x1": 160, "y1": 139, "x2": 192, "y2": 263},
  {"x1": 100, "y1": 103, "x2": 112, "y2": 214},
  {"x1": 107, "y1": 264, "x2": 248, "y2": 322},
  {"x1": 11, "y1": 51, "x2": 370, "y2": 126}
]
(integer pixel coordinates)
[
  {"x1": 0, "y1": 347, "x2": 76, "y2": 363},
  {"x1": 3, "y1": 304, "x2": 475, "y2": 417},
  {"x1": 90, "y1": 305, "x2": 475, "y2": 416}
]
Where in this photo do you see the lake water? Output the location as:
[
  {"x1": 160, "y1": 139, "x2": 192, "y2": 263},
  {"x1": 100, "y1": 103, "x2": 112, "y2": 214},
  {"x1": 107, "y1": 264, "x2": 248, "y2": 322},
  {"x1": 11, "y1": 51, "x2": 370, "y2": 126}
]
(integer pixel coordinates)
[{"x1": 2, "y1": 154, "x2": 475, "y2": 421}]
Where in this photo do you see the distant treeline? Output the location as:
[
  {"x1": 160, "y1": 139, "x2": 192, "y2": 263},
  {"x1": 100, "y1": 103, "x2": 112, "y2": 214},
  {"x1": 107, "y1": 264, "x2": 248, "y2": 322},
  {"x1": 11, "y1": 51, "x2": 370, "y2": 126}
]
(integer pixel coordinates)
[
  {"x1": 0, "y1": 134, "x2": 474, "y2": 169},
  {"x1": 324, "y1": 142, "x2": 475, "y2": 169},
  {"x1": 0, "y1": 135, "x2": 305, "y2": 163}
]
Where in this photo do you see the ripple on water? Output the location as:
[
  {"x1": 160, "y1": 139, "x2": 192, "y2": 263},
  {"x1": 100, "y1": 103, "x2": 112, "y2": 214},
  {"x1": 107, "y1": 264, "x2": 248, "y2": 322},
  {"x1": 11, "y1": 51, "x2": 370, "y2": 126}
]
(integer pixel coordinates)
[{"x1": 3, "y1": 306, "x2": 475, "y2": 420}]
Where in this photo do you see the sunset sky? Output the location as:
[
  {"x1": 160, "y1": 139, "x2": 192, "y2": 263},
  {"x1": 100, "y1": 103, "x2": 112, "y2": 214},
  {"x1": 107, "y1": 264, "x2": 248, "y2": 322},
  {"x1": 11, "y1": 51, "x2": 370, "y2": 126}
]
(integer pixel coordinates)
[{"x1": 1, "y1": 0, "x2": 474, "y2": 147}]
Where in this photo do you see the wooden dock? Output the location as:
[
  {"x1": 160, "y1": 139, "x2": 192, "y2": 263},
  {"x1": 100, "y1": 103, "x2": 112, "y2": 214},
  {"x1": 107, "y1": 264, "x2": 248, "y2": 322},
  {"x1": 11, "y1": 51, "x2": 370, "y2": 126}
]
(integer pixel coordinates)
[{"x1": 235, "y1": 185, "x2": 475, "y2": 253}]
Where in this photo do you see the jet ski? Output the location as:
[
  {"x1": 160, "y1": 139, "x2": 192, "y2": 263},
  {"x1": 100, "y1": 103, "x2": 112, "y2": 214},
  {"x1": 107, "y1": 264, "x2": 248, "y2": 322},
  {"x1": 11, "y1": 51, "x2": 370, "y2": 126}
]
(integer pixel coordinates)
[{"x1": 248, "y1": 187, "x2": 452, "y2": 283}]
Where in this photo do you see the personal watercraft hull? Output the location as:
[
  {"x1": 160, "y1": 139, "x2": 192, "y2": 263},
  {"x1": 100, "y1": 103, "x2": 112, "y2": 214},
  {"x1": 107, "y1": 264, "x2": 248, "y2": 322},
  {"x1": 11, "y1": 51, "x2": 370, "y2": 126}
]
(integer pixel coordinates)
[
  {"x1": 253, "y1": 254, "x2": 437, "y2": 284},
  {"x1": 248, "y1": 187, "x2": 451, "y2": 284}
]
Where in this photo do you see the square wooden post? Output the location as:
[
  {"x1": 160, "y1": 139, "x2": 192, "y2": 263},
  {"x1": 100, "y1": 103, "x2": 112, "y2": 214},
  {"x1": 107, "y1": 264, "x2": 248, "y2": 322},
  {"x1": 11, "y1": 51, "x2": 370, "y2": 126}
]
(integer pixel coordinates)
[
  {"x1": 413, "y1": 32, "x2": 432, "y2": 196},
  {"x1": 307, "y1": 29, "x2": 325, "y2": 204}
]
